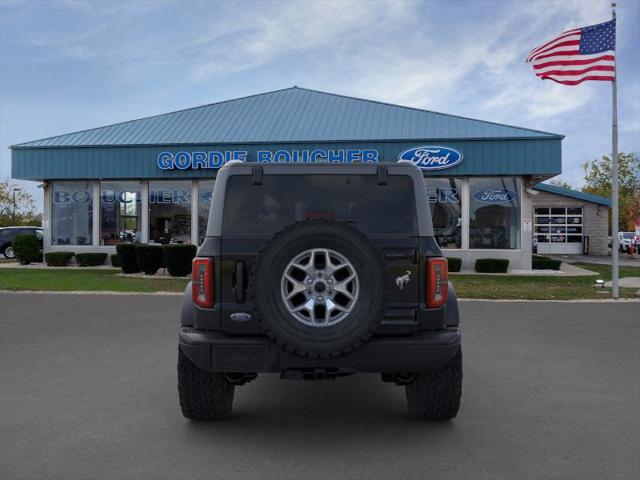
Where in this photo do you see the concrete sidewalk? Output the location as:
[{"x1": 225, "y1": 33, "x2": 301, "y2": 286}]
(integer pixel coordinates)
[
  {"x1": 0, "y1": 261, "x2": 118, "y2": 270},
  {"x1": 453, "y1": 262, "x2": 597, "y2": 276},
  {"x1": 548, "y1": 254, "x2": 640, "y2": 267}
]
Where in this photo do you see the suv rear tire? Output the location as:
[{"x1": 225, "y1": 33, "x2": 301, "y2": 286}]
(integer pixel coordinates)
[
  {"x1": 405, "y1": 347, "x2": 462, "y2": 420},
  {"x1": 178, "y1": 348, "x2": 235, "y2": 420}
]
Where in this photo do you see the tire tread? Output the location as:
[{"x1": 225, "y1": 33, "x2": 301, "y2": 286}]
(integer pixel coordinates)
[
  {"x1": 406, "y1": 347, "x2": 462, "y2": 420},
  {"x1": 178, "y1": 348, "x2": 235, "y2": 420}
]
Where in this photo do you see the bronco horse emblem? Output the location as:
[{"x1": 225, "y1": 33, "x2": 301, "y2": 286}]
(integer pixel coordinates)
[{"x1": 395, "y1": 270, "x2": 411, "y2": 290}]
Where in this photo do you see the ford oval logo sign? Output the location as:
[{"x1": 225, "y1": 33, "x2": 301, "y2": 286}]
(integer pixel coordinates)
[
  {"x1": 398, "y1": 146, "x2": 463, "y2": 170},
  {"x1": 473, "y1": 188, "x2": 518, "y2": 203}
]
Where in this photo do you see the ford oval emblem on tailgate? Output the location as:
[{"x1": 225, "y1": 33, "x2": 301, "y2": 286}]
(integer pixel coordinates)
[{"x1": 230, "y1": 312, "x2": 252, "y2": 322}]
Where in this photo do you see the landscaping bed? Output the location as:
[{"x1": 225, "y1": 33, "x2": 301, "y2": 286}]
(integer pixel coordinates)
[{"x1": 1, "y1": 261, "x2": 637, "y2": 299}]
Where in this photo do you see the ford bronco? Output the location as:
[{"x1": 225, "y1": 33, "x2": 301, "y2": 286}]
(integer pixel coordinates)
[{"x1": 178, "y1": 161, "x2": 462, "y2": 420}]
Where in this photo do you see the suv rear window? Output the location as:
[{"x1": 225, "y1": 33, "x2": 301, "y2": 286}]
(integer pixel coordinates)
[{"x1": 222, "y1": 174, "x2": 417, "y2": 236}]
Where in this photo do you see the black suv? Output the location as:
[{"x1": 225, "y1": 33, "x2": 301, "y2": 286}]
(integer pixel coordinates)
[
  {"x1": 179, "y1": 162, "x2": 461, "y2": 420},
  {"x1": 0, "y1": 226, "x2": 43, "y2": 259}
]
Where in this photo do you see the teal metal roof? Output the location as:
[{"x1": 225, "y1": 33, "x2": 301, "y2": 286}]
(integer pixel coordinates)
[
  {"x1": 534, "y1": 183, "x2": 611, "y2": 206},
  {"x1": 12, "y1": 87, "x2": 562, "y2": 148}
]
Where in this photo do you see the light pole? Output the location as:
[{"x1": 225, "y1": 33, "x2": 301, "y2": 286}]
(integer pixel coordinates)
[{"x1": 12, "y1": 188, "x2": 22, "y2": 224}]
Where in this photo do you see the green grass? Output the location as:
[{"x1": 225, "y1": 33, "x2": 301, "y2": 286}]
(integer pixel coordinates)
[
  {"x1": 0, "y1": 268, "x2": 189, "y2": 293},
  {"x1": 450, "y1": 262, "x2": 640, "y2": 300},
  {"x1": 0, "y1": 262, "x2": 638, "y2": 299}
]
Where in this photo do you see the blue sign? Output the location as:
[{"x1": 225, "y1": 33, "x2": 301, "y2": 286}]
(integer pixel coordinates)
[
  {"x1": 398, "y1": 146, "x2": 463, "y2": 170},
  {"x1": 157, "y1": 149, "x2": 379, "y2": 170},
  {"x1": 473, "y1": 188, "x2": 518, "y2": 203}
]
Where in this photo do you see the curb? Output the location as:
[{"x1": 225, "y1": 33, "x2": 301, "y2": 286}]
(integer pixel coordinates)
[
  {"x1": 458, "y1": 298, "x2": 640, "y2": 303},
  {"x1": 0, "y1": 290, "x2": 638, "y2": 302},
  {"x1": 0, "y1": 290, "x2": 183, "y2": 296}
]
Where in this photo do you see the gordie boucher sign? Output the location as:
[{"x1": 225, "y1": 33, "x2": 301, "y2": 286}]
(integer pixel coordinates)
[{"x1": 156, "y1": 146, "x2": 463, "y2": 171}]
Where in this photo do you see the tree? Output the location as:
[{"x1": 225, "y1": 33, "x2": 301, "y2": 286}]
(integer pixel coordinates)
[
  {"x1": 582, "y1": 153, "x2": 640, "y2": 232},
  {"x1": 0, "y1": 180, "x2": 41, "y2": 227},
  {"x1": 547, "y1": 178, "x2": 573, "y2": 190}
]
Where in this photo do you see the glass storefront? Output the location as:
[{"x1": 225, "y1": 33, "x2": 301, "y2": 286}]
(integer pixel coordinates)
[
  {"x1": 149, "y1": 181, "x2": 192, "y2": 244},
  {"x1": 469, "y1": 177, "x2": 520, "y2": 249},
  {"x1": 198, "y1": 180, "x2": 215, "y2": 244},
  {"x1": 46, "y1": 176, "x2": 527, "y2": 253},
  {"x1": 51, "y1": 181, "x2": 93, "y2": 245},
  {"x1": 100, "y1": 181, "x2": 141, "y2": 245},
  {"x1": 424, "y1": 178, "x2": 462, "y2": 248}
]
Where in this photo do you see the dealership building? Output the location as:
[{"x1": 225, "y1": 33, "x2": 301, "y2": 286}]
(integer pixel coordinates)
[{"x1": 10, "y1": 87, "x2": 611, "y2": 269}]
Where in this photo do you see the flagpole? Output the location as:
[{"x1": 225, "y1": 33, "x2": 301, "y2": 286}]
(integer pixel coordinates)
[{"x1": 611, "y1": 1, "x2": 619, "y2": 298}]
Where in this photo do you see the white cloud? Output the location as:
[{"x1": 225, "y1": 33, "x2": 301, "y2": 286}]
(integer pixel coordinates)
[{"x1": 190, "y1": 0, "x2": 401, "y2": 79}]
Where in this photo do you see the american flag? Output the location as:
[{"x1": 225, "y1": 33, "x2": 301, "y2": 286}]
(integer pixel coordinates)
[{"x1": 526, "y1": 19, "x2": 616, "y2": 85}]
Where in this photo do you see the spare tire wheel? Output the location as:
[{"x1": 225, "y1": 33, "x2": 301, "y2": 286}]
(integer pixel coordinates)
[{"x1": 252, "y1": 219, "x2": 386, "y2": 358}]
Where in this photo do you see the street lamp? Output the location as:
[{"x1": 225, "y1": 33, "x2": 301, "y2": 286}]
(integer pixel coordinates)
[{"x1": 12, "y1": 188, "x2": 22, "y2": 224}]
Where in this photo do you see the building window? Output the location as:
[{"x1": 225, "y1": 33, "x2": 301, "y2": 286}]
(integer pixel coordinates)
[
  {"x1": 469, "y1": 177, "x2": 520, "y2": 249},
  {"x1": 100, "y1": 181, "x2": 141, "y2": 245},
  {"x1": 424, "y1": 177, "x2": 462, "y2": 248},
  {"x1": 51, "y1": 181, "x2": 93, "y2": 246},
  {"x1": 198, "y1": 180, "x2": 215, "y2": 244},
  {"x1": 148, "y1": 181, "x2": 192, "y2": 244}
]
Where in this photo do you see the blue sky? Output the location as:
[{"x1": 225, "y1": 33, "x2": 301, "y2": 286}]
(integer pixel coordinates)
[{"x1": 1, "y1": 0, "x2": 638, "y2": 210}]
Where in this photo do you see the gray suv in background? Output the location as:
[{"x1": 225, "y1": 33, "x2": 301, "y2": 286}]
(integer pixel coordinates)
[{"x1": 0, "y1": 226, "x2": 43, "y2": 259}]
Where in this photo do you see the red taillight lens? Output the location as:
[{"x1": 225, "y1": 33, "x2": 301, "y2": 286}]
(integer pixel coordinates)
[
  {"x1": 192, "y1": 258, "x2": 214, "y2": 308},
  {"x1": 426, "y1": 257, "x2": 448, "y2": 308}
]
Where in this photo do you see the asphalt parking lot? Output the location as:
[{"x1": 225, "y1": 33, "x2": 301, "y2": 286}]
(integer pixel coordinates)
[{"x1": 1, "y1": 294, "x2": 638, "y2": 480}]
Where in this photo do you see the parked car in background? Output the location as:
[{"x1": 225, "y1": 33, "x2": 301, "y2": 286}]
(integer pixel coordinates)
[
  {"x1": 0, "y1": 226, "x2": 43, "y2": 259},
  {"x1": 619, "y1": 232, "x2": 635, "y2": 253}
]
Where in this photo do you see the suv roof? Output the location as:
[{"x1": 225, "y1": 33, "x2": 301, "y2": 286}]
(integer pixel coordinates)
[{"x1": 207, "y1": 161, "x2": 432, "y2": 237}]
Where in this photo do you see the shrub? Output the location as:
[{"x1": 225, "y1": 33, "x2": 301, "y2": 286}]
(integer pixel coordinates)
[
  {"x1": 45, "y1": 252, "x2": 74, "y2": 267},
  {"x1": 475, "y1": 258, "x2": 509, "y2": 273},
  {"x1": 135, "y1": 245, "x2": 164, "y2": 275},
  {"x1": 446, "y1": 257, "x2": 462, "y2": 273},
  {"x1": 13, "y1": 234, "x2": 41, "y2": 265},
  {"x1": 532, "y1": 255, "x2": 561, "y2": 270},
  {"x1": 110, "y1": 254, "x2": 121, "y2": 268},
  {"x1": 163, "y1": 244, "x2": 197, "y2": 277},
  {"x1": 116, "y1": 244, "x2": 139, "y2": 274},
  {"x1": 75, "y1": 253, "x2": 107, "y2": 267}
]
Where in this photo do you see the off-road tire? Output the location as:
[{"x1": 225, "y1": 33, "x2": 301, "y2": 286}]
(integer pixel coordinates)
[
  {"x1": 252, "y1": 219, "x2": 387, "y2": 359},
  {"x1": 405, "y1": 347, "x2": 462, "y2": 420},
  {"x1": 178, "y1": 348, "x2": 235, "y2": 420}
]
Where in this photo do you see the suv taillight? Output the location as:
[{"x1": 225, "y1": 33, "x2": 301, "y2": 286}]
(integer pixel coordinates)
[
  {"x1": 192, "y1": 258, "x2": 214, "y2": 308},
  {"x1": 426, "y1": 257, "x2": 448, "y2": 308}
]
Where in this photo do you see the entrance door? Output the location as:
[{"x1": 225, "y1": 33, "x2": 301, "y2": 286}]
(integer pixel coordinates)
[{"x1": 535, "y1": 207, "x2": 583, "y2": 254}]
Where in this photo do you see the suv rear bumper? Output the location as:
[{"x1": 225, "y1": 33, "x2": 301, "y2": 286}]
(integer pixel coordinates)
[{"x1": 179, "y1": 327, "x2": 461, "y2": 374}]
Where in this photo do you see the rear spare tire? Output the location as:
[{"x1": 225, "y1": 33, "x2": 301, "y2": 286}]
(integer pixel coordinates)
[{"x1": 252, "y1": 219, "x2": 386, "y2": 358}]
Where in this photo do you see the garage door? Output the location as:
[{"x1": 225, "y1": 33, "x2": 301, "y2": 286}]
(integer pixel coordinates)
[{"x1": 535, "y1": 207, "x2": 583, "y2": 254}]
